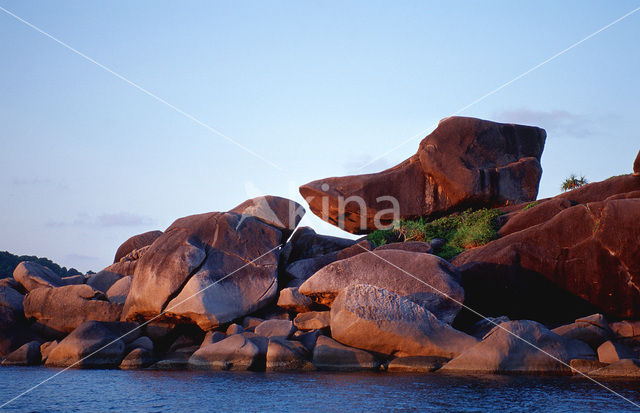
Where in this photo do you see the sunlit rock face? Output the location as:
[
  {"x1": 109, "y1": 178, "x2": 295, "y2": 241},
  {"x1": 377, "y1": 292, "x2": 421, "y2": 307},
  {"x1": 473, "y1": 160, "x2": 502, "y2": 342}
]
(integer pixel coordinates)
[
  {"x1": 122, "y1": 196, "x2": 304, "y2": 331},
  {"x1": 300, "y1": 116, "x2": 546, "y2": 234}
]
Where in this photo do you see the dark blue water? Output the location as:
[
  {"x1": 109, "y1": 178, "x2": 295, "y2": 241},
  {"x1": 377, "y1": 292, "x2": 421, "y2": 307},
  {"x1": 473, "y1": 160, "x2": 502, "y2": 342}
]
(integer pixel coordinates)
[{"x1": 0, "y1": 368, "x2": 639, "y2": 412}]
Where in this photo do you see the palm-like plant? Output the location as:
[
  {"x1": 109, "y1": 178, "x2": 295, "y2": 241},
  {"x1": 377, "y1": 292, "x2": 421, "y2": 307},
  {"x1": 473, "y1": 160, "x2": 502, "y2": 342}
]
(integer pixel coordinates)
[{"x1": 561, "y1": 174, "x2": 588, "y2": 192}]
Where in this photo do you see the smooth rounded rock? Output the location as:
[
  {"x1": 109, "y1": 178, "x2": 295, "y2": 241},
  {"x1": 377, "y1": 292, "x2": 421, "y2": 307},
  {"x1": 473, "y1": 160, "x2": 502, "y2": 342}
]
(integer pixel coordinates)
[
  {"x1": 114, "y1": 230, "x2": 163, "y2": 263},
  {"x1": 330, "y1": 284, "x2": 477, "y2": 358},
  {"x1": 1, "y1": 340, "x2": 42, "y2": 366},
  {"x1": 188, "y1": 334, "x2": 265, "y2": 371},
  {"x1": 300, "y1": 249, "x2": 464, "y2": 324},
  {"x1": 294, "y1": 311, "x2": 330, "y2": 331},
  {"x1": 13, "y1": 261, "x2": 65, "y2": 291},
  {"x1": 226, "y1": 324, "x2": 245, "y2": 335},
  {"x1": 24, "y1": 285, "x2": 122, "y2": 336},
  {"x1": 123, "y1": 196, "x2": 303, "y2": 330},
  {"x1": 88, "y1": 261, "x2": 136, "y2": 293},
  {"x1": 254, "y1": 320, "x2": 295, "y2": 339},
  {"x1": 45, "y1": 321, "x2": 130, "y2": 368},
  {"x1": 119, "y1": 347, "x2": 154, "y2": 369},
  {"x1": 24, "y1": 285, "x2": 123, "y2": 337},
  {"x1": 266, "y1": 338, "x2": 314, "y2": 371},
  {"x1": 277, "y1": 287, "x2": 315, "y2": 313},
  {"x1": 441, "y1": 320, "x2": 595, "y2": 375},
  {"x1": 312, "y1": 336, "x2": 379, "y2": 371},
  {"x1": 106, "y1": 276, "x2": 132, "y2": 305}
]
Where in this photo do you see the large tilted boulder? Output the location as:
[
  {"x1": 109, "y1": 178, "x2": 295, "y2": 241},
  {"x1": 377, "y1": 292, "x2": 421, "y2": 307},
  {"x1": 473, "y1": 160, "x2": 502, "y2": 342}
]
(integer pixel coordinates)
[
  {"x1": 113, "y1": 230, "x2": 163, "y2": 263},
  {"x1": 330, "y1": 284, "x2": 477, "y2": 358},
  {"x1": 13, "y1": 261, "x2": 65, "y2": 291},
  {"x1": 634, "y1": 149, "x2": 640, "y2": 175},
  {"x1": 300, "y1": 117, "x2": 546, "y2": 233},
  {"x1": 45, "y1": 321, "x2": 139, "y2": 368},
  {"x1": 441, "y1": 320, "x2": 595, "y2": 375},
  {"x1": 24, "y1": 285, "x2": 123, "y2": 337},
  {"x1": 122, "y1": 196, "x2": 304, "y2": 331},
  {"x1": 454, "y1": 196, "x2": 640, "y2": 324},
  {"x1": 299, "y1": 249, "x2": 464, "y2": 324}
]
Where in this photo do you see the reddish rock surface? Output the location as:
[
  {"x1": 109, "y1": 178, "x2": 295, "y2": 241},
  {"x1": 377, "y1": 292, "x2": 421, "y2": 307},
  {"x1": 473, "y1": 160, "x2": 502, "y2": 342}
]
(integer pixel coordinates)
[
  {"x1": 634, "y1": 149, "x2": 640, "y2": 175},
  {"x1": 113, "y1": 230, "x2": 163, "y2": 263},
  {"x1": 24, "y1": 285, "x2": 123, "y2": 337},
  {"x1": 300, "y1": 117, "x2": 546, "y2": 233},
  {"x1": 122, "y1": 196, "x2": 303, "y2": 331},
  {"x1": 454, "y1": 196, "x2": 640, "y2": 325}
]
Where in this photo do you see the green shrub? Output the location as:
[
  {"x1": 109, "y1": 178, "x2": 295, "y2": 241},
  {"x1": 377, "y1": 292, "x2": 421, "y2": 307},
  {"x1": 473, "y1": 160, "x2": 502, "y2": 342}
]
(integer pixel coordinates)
[
  {"x1": 522, "y1": 201, "x2": 539, "y2": 211},
  {"x1": 561, "y1": 174, "x2": 588, "y2": 192},
  {"x1": 367, "y1": 208, "x2": 503, "y2": 261}
]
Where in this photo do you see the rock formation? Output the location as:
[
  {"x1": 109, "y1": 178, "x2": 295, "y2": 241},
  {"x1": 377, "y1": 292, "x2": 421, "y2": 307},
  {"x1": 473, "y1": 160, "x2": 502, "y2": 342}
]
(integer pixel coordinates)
[
  {"x1": 45, "y1": 321, "x2": 139, "y2": 368},
  {"x1": 300, "y1": 117, "x2": 546, "y2": 233},
  {"x1": 13, "y1": 262, "x2": 65, "y2": 291},
  {"x1": 454, "y1": 194, "x2": 640, "y2": 324},
  {"x1": 330, "y1": 284, "x2": 477, "y2": 358},
  {"x1": 299, "y1": 249, "x2": 464, "y2": 324},
  {"x1": 24, "y1": 285, "x2": 123, "y2": 337},
  {"x1": 122, "y1": 196, "x2": 304, "y2": 331},
  {"x1": 441, "y1": 320, "x2": 594, "y2": 374},
  {"x1": 113, "y1": 230, "x2": 163, "y2": 263}
]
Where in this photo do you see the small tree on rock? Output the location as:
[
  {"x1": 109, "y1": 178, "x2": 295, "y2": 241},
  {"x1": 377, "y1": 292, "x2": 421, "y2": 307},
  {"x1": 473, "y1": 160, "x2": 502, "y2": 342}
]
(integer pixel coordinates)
[{"x1": 561, "y1": 174, "x2": 588, "y2": 192}]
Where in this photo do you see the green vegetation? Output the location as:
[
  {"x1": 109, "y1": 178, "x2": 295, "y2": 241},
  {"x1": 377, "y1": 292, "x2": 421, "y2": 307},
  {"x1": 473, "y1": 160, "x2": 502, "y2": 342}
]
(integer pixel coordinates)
[
  {"x1": 522, "y1": 201, "x2": 539, "y2": 211},
  {"x1": 561, "y1": 174, "x2": 588, "y2": 192},
  {"x1": 368, "y1": 208, "x2": 503, "y2": 261},
  {"x1": 0, "y1": 251, "x2": 81, "y2": 279}
]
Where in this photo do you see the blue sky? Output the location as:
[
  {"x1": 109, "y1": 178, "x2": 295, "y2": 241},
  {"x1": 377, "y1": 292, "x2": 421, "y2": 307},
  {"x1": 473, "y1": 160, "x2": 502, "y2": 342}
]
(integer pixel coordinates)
[{"x1": 1, "y1": 1, "x2": 639, "y2": 272}]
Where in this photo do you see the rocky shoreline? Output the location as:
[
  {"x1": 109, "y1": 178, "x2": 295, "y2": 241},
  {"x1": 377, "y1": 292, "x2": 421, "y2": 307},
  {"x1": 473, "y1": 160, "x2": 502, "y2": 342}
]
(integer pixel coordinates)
[{"x1": 1, "y1": 117, "x2": 640, "y2": 378}]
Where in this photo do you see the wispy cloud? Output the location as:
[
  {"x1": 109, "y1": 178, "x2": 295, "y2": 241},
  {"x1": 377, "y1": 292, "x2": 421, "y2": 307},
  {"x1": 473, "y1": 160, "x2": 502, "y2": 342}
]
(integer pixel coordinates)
[
  {"x1": 47, "y1": 212, "x2": 154, "y2": 228},
  {"x1": 493, "y1": 108, "x2": 592, "y2": 139},
  {"x1": 97, "y1": 212, "x2": 153, "y2": 227},
  {"x1": 12, "y1": 177, "x2": 68, "y2": 190},
  {"x1": 343, "y1": 155, "x2": 394, "y2": 175}
]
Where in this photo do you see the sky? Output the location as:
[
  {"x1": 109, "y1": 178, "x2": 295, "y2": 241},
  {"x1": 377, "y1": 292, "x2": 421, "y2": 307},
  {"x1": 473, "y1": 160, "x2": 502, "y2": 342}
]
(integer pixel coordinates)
[{"x1": 1, "y1": 1, "x2": 639, "y2": 273}]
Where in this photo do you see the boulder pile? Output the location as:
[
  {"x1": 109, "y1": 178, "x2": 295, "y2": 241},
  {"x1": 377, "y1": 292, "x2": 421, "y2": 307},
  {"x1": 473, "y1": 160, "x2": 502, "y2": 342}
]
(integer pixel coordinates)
[{"x1": 1, "y1": 117, "x2": 639, "y2": 378}]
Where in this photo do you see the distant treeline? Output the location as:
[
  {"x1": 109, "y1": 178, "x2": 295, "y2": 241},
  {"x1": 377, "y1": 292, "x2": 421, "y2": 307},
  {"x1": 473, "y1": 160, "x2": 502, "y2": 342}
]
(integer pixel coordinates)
[{"x1": 0, "y1": 251, "x2": 82, "y2": 279}]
